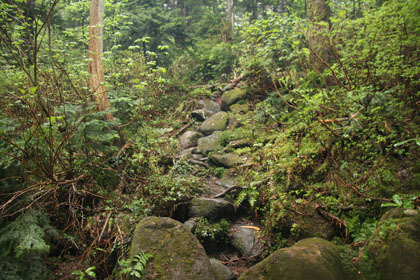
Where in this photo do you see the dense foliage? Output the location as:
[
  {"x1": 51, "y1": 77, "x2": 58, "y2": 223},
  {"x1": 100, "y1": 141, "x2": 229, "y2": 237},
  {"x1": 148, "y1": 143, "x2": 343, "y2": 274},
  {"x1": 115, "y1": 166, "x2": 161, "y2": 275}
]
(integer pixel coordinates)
[{"x1": 0, "y1": 0, "x2": 419, "y2": 279}]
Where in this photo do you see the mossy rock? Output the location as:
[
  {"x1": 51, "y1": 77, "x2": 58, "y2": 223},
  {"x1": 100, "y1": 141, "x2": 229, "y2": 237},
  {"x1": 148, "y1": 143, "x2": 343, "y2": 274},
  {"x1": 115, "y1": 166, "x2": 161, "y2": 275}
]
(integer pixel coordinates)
[
  {"x1": 210, "y1": 258, "x2": 235, "y2": 280},
  {"x1": 210, "y1": 153, "x2": 242, "y2": 168},
  {"x1": 200, "y1": 112, "x2": 229, "y2": 136},
  {"x1": 198, "y1": 99, "x2": 221, "y2": 114},
  {"x1": 188, "y1": 198, "x2": 235, "y2": 221},
  {"x1": 130, "y1": 216, "x2": 215, "y2": 280},
  {"x1": 221, "y1": 88, "x2": 248, "y2": 111},
  {"x1": 367, "y1": 209, "x2": 420, "y2": 280},
  {"x1": 197, "y1": 131, "x2": 223, "y2": 155},
  {"x1": 179, "y1": 131, "x2": 204, "y2": 149},
  {"x1": 221, "y1": 128, "x2": 252, "y2": 146},
  {"x1": 238, "y1": 237, "x2": 346, "y2": 280}
]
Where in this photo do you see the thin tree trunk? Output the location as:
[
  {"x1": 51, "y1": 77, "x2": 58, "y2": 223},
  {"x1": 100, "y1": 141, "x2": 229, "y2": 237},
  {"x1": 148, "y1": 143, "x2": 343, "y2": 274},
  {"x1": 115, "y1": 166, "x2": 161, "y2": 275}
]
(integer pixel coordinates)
[
  {"x1": 88, "y1": 0, "x2": 112, "y2": 120},
  {"x1": 226, "y1": 0, "x2": 235, "y2": 33},
  {"x1": 306, "y1": 0, "x2": 335, "y2": 86},
  {"x1": 177, "y1": 0, "x2": 187, "y2": 17}
]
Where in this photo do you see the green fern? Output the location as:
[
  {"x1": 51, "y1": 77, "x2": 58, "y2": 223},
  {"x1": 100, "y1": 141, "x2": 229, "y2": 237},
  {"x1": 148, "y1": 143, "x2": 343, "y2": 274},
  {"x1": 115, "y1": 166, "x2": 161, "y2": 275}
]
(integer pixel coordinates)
[
  {"x1": 118, "y1": 252, "x2": 152, "y2": 279},
  {"x1": 0, "y1": 210, "x2": 58, "y2": 280},
  {"x1": 234, "y1": 190, "x2": 247, "y2": 208}
]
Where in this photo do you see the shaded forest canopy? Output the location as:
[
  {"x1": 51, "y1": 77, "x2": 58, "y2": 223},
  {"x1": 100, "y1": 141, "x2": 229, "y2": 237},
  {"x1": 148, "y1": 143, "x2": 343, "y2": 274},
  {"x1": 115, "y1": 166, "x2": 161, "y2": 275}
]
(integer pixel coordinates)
[{"x1": 0, "y1": 0, "x2": 419, "y2": 279}]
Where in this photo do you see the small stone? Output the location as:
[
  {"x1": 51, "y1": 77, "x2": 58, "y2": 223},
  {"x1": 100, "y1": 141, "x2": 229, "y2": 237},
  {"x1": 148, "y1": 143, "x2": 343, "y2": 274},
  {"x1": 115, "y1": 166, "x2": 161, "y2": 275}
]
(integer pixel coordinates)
[
  {"x1": 191, "y1": 100, "x2": 221, "y2": 121},
  {"x1": 210, "y1": 153, "x2": 242, "y2": 168},
  {"x1": 184, "y1": 218, "x2": 198, "y2": 232}
]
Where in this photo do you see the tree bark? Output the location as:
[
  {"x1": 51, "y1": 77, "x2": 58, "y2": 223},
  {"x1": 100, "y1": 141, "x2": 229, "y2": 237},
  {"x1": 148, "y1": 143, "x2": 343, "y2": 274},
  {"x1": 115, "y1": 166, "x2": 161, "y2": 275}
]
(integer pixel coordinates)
[
  {"x1": 306, "y1": 0, "x2": 335, "y2": 86},
  {"x1": 177, "y1": 0, "x2": 187, "y2": 17},
  {"x1": 226, "y1": 0, "x2": 235, "y2": 33},
  {"x1": 88, "y1": 0, "x2": 113, "y2": 120}
]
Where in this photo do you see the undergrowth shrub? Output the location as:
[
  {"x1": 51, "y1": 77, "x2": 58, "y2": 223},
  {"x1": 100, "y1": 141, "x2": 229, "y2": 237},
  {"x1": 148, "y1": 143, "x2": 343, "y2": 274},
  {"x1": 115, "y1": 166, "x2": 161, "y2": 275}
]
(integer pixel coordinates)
[{"x1": 0, "y1": 210, "x2": 58, "y2": 280}]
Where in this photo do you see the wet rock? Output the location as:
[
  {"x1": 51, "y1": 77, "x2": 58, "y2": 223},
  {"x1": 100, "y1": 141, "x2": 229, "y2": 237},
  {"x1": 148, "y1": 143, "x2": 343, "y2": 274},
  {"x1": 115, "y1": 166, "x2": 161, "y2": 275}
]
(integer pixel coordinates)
[
  {"x1": 210, "y1": 258, "x2": 235, "y2": 280},
  {"x1": 230, "y1": 222, "x2": 263, "y2": 257},
  {"x1": 200, "y1": 112, "x2": 229, "y2": 136},
  {"x1": 197, "y1": 131, "x2": 223, "y2": 155},
  {"x1": 239, "y1": 237, "x2": 346, "y2": 280},
  {"x1": 179, "y1": 131, "x2": 204, "y2": 149},
  {"x1": 189, "y1": 197, "x2": 234, "y2": 221},
  {"x1": 222, "y1": 88, "x2": 248, "y2": 111},
  {"x1": 130, "y1": 216, "x2": 215, "y2": 280},
  {"x1": 210, "y1": 153, "x2": 242, "y2": 168},
  {"x1": 367, "y1": 209, "x2": 420, "y2": 280}
]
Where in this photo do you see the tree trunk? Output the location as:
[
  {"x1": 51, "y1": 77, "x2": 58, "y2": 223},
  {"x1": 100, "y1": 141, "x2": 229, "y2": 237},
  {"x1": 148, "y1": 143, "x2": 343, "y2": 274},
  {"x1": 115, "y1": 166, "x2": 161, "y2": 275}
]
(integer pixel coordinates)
[
  {"x1": 278, "y1": 0, "x2": 288, "y2": 14},
  {"x1": 306, "y1": 0, "x2": 335, "y2": 86},
  {"x1": 249, "y1": 0, "x2": 257, "y2": 21},
  {"x1": 88, "y1": 0, "x2": 112, "y2": 120},
  {"x1": 307, "y1": 0, "x2": 330, "y2": 21},
  {"x1": 226, "y1": 0, "x2": 235, "y2": 33},
  {"x1": 177, "y1": 0, "x2": 187, "y2": 17}
]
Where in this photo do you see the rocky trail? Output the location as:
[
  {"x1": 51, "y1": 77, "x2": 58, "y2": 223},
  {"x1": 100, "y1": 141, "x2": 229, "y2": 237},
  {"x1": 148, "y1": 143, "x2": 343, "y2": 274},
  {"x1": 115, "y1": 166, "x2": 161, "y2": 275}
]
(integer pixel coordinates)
[{"x1": 128, "y1": 87, "x2": 420, "y2": 280}]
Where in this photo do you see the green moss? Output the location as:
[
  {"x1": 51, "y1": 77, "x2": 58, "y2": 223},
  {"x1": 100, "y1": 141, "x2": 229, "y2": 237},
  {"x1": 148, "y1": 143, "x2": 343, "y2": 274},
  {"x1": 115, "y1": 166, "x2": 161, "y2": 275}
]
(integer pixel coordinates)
[
  {"x1": 221, "y1": 128, "x2": 252, "y2": 146},
  {"x1": 239, "y1": 238, "x2": 346, "y2": 280},
  {"x1": 221, "y1": 88, "x2": 248, "y2": 110},
  {"x1": 130, "y1": 217, "x2": 215, "y2": 279}
]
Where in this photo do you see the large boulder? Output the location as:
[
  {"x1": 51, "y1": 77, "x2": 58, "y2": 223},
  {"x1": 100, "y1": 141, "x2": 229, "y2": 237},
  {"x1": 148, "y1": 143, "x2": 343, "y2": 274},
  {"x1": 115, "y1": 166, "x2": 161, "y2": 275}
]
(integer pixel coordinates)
[
  {"x1": 221, "y1": 88, "x2": 248, "y2": 111},
  {"x1": 367, "y1": 208, "x2": 420, "y2": 280},
  {"x1": 197, "y1": 131, "x2": 223, "y2": 155},
  {"x1": 239, "y1": 238, "x2": 346, "y2": 280},
  {"x1": 200, "y1": 112, "x2": 229, "y2": 136},
  {"x1": 189, "y1": 198, "x2": 235, "y2": 221},
  {"x1": 179, "y1": 131, "x2": 203, "y2": 149},
  {"x1": 210, "y1": 258, "x2": 235, "y2": 280},
  {"x1": 210, "y1": 153, "x2": 242, "y2": 168},
  {"x1": 130, "y1": 216, "x2": 216, "y2": 280}
]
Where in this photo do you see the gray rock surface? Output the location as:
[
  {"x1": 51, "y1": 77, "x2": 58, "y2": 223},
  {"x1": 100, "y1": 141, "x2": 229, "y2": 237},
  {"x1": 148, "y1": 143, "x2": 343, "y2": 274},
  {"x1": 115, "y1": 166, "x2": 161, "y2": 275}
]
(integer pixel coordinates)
[
  {"x1": 238, "y1": 237, "x2": 346, "y2": 280},
  {"x1": 210, "y1": 258, "x2": 235, "y2": 280},
  {"x1": 200, "y1": 112, "x2": 229, "y2": 136},
  {"x1": 221, "y1": 88, "x2": 248, "y2": 111},
  {"x1": 197, "y1": 131, "x2": 223, "y2": 155},
  {"x1": 210, "y1": 153, "x2": 242, "y2": 168},
  {"x1": 367, "y1": 208, "x2": 420, "y2": 280},
  {"x1": 189, "y1": 197, "x2": 234, "y2": 221},
  {"x1": 130, "y1": 216, "x2": 215, "y2": 280},
  {"x1": 184, "y1": 218, "x2": 198, "y2": 232},
  {"x1": 230, "y1": 222, "x2": 262, "y2": 257},
  {"x1": 179, "y1": 131, "x2": 203, "y2": 149}
]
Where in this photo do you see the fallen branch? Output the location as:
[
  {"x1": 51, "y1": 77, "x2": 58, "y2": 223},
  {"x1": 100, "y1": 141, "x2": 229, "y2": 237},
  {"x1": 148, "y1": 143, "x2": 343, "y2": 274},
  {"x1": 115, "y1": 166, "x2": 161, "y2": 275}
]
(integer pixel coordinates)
[
  {"x1": 315, "y1": 204, "x2": 349, "y2": 242},
  {"x1": 214, "y1": 185, "x2": 243, "y2": 198},
  {"x1": 187, "y1": 159, "x2": 209, "y2": 168}
]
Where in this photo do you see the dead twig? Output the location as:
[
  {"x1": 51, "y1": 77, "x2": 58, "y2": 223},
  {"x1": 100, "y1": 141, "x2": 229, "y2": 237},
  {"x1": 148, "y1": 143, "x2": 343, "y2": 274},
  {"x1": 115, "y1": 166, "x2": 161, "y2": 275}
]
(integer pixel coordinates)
[
  {"x1": 315, "y1": 204, "x2": 349, "y2": 242},
  {"x1": 214, "y1": 185, "x2": 243, "y2": 198}
]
